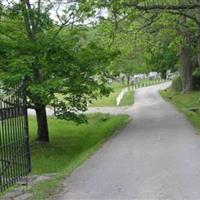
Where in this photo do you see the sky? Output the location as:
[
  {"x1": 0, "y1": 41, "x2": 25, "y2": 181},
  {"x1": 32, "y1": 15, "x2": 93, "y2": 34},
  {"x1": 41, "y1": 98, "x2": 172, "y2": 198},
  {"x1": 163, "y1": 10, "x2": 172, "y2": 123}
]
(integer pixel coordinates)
[
  {"x1": 1, "y1": 0, "x2": 108, "y2": 24},
  {"x1": 1, "y1": 0, "x2": 71, "y2": 22}
]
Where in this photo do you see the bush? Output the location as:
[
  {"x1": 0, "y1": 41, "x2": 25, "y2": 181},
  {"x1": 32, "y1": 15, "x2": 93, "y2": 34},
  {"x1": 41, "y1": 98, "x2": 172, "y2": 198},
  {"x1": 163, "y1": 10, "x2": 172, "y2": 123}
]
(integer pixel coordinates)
[
  {"x1": 193, "y1": 68, "x2": 200, "y2": 90},
  {"x1": 171, "y1": 76, "x2": 182, "y2": 93}
]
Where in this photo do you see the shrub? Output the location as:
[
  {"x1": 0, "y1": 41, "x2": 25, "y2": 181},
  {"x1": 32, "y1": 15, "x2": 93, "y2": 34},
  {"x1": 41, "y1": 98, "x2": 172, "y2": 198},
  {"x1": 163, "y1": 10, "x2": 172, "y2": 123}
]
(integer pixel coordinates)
[
  {"x1": 193, "y1": 68, "x2": 200, "y2": 90},
  {"x1": 171, "y1": 76, "x2": 182, "y2": 93}
]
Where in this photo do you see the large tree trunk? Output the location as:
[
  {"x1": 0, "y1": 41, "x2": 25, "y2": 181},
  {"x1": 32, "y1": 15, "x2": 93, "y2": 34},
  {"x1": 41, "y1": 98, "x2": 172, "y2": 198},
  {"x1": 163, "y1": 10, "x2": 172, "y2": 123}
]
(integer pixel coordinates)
[
  {"x1": 195, "y1": 0, "x2": 200, "y2": 67},
  {"x1": 197, "y1": 29, "x2": 200, "y2": 68},
  {"x1": 180, "y1": 43, "x2": 193, "y2": 92},
  {"x1": 35, "y1": 105, "x2": 49, "y2": 142}
]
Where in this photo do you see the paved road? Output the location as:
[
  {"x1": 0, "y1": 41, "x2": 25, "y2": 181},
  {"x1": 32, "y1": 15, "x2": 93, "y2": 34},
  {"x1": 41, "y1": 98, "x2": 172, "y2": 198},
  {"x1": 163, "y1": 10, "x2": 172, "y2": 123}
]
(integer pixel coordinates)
[{"x1": 55, "y1": 82, "x2": 200, "y2": 200}]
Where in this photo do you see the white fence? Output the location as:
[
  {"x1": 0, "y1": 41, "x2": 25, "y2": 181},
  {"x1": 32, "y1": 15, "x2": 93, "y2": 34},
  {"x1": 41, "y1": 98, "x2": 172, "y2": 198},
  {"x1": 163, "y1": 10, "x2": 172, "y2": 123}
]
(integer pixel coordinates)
[
  {"x1": 116, "y1": 87, "x2": 130, "y2": 106},
  {"x1": 116, "y1": 79, "x2": 166, "y2": 106}
]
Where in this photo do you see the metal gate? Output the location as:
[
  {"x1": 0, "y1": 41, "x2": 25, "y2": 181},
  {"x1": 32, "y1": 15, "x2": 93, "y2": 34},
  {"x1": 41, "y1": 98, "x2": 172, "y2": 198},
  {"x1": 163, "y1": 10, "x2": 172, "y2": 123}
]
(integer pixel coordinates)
[{"x1": 0, "y1": 82, "x2": 31, "y2": 192}]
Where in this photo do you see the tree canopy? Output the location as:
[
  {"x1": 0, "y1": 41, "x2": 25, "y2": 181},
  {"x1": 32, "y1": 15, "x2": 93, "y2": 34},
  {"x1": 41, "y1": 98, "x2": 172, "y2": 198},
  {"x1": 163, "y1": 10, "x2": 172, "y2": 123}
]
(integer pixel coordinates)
[
  {"x1": 1, "y1": 0, "x2": 200, "y2": 142},
  {"x1": 0, "y1": 0, "x2": 117, "y2": 142}
]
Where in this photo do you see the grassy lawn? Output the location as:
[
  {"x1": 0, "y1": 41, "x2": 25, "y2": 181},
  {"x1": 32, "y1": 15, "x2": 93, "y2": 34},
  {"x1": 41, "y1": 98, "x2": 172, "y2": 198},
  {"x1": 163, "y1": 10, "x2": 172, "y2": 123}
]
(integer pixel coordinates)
[
  {"x1": 160, "y1": 88, "x2": 200, "y2": 133},
  {"x1": 56, "y1": 80, "x2": 162, "y2": 108},
  {"x1": 27, "y1": 113, "x2": 129, "y2": 199},
  {"x1": 119, "y1": 91, "x2": 134, "y2": 106},
  {"x1": 140, "y1": 79, "x2": 162, "y2": 85},
  {"x1": 90, "y1": 83, "x2": 126, "y2": 107}
]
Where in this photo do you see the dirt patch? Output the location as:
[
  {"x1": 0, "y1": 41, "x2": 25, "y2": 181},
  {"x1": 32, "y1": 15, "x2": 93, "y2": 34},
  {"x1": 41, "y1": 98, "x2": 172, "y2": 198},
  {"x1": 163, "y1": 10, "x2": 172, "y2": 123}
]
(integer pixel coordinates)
[{"x1": 2, "y1": 174, "x2": 56, "y2": 200}]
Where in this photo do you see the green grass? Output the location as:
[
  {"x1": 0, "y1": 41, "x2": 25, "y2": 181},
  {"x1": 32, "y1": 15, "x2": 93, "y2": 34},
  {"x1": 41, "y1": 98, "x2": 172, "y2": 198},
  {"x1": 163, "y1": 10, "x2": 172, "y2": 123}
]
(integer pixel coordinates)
[
  {"x1": 160, "y1": 88, "x2": 200, "y2": 133},
  {"x1": 140, "y1": 79, "x2": 154, "y2": 84},
  {"x1": 140, "y1": 79, "x2": 162, "y2": 85},
  {"x1": 119, "y1": 91, "x2": 134, "y2": 106},
  {"x1": 90, "y1": 83, "x2": 126, "y2": 107},
  {"x1": 27, "y1": 113, "x2": 129, "y2": 199}
]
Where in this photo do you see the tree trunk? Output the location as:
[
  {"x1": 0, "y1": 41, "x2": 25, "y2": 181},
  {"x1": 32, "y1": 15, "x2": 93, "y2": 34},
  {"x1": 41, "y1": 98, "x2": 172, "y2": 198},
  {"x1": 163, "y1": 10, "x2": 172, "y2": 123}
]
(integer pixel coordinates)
[
  {"x1": 195, "y1": 0, "x2": 200, "y2": 67},
  {"x1": 126, "y1": 75, "x2": 130, "y2": 86},
  {"x1": 180, "y1": 43, "x2": 193, "y2": 92},
  {"x1": 35, "y1": 105, "x2": 49, "y2": 142},
  {"x1": 197, "y1": 29, "x2": 200, "y2": 68}
]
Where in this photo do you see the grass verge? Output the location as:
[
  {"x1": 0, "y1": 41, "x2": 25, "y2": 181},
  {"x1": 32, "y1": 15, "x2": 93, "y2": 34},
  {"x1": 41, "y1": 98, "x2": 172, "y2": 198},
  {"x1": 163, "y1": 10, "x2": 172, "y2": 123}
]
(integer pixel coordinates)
[
  {"x1": 90, "y1": 83, "x2": 126, "y2": 107},
  {"x1": 140, "y1": 79, "x2": 161, "y2": 84},
  {"x1": 160, "y1": 88, "x2": 200, "y2": 133},
  {"x1": 27, "y1": 113, "x2": 129, "y2": 199},
  {"x1": 119, "y1": 91, "x2": 134, "y2": 106}
]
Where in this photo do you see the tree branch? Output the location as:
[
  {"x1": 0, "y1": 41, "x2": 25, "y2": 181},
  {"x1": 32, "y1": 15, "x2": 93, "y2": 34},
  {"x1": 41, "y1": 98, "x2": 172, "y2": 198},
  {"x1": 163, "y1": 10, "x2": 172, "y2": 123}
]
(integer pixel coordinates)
[
  {"x1": 125, "y1": 3, "x2": 200, "y2": 10},
  {"x1": 20, "y1": 0, "x2": 35, "y2": 40},
  {"x1": 165, "y1": 10, "x2": 200, "y2": 25}
]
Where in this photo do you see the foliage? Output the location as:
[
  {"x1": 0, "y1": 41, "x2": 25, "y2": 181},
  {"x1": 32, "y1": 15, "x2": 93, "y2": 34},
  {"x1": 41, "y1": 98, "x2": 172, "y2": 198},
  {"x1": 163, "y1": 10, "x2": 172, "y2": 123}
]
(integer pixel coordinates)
[
  {"x1": 90, "y1": 82, "x2": 124, "y2": 107},
  {"x1": 1, "y1": 0, "x2": 200, "y2": 141},
  {"x1": 108, "y1": 29, "x2": 150, "y2": 77},
  {"x1": 0, "y1": 18, "x2": 115, "y2": 113},
  {"x1": 171, "y1": 76, "x2": 182, "y2": 93},
  {"x1": 89, "y1": 0, "x2": 200, "y2": 92},
  {"x1": 0, "y1": 1, "x2": 119, "y2": 141},
  {"x1": 145, "y1": 38, "x2": 179, "y2": 78},
  {"x1": 193, "y1": 68, "x2": 200, "y2": 90}
]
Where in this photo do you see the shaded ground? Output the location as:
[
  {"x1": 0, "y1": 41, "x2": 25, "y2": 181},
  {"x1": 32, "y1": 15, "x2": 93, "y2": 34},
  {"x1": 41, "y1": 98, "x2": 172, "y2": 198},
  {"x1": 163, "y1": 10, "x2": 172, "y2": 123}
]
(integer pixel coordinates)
[
  {"x1": 54, "y1": 82, "x2": 200, "y2": 200},
  {"x1": 28, "y1": 103, "x2": 128, "y2": 116}
]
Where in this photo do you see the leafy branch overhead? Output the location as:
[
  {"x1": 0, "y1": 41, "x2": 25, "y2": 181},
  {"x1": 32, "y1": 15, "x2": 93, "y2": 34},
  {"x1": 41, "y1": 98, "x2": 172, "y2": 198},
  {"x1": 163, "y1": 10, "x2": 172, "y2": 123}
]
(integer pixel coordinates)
[
  {"x1": 0, "y1": 0, "x2": 117, "y2": 142},
  {"x1": 1, "y1": 0, "x2": 200, "y2": 142}
]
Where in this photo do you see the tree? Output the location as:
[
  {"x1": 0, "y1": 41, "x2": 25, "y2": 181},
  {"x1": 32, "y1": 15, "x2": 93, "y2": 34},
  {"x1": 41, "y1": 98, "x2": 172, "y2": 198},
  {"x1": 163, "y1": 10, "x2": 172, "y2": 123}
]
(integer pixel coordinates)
[
  {"x1": 93, "y1": 0, "x2": 200, "y2": 92},
  {"x1": 126, "y1": 0, "x2": 200, "y2": 91},
  {"x1": 0, "y1": 0, "x2": 115, "y2": 142}
]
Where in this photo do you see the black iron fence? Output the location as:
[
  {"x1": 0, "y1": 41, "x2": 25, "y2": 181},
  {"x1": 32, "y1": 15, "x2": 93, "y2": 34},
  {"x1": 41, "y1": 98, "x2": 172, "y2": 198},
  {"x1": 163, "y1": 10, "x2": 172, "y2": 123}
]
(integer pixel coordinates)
[{"x1": 0, "y1": 82, "x2": 31, "y2": 192}]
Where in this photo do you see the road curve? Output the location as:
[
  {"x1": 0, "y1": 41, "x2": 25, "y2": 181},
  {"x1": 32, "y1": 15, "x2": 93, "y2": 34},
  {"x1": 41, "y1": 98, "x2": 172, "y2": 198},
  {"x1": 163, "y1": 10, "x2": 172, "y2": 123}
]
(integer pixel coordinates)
[{"x1": 55, "y1": 82, "x2": 200, "y2": 200}]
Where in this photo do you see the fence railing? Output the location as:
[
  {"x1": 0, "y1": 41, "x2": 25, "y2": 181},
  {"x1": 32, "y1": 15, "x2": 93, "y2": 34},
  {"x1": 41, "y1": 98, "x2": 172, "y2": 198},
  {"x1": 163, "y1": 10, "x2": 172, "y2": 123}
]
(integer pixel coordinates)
[
  {"x1": 116, "y1": 79, "x2": 167, "y2": 106},
  {"x1": 0, "y1": 82, "x2": 31, "y2": 193}
]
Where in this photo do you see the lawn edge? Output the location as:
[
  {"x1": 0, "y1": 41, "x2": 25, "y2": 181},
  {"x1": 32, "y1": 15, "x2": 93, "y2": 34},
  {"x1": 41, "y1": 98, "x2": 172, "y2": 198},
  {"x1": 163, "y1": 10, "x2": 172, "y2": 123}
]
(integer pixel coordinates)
[
  {"x1": 29, "y1": 115, "x2": 132, "y2": 200},
  {"x1": 159, "y1": 89, "x2": 200, "y2": 135},
  {"x1": 52, "y1": 115, "x2": 132, "y2": 199}
]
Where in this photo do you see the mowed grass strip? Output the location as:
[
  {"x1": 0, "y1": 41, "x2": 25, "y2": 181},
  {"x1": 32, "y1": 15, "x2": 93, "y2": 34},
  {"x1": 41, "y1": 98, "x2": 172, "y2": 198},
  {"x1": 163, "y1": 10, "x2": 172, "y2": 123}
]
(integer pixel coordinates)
[
  {"x1": 29, "y1": 113, "x2": 129, "y2": 174},
  {"x1": 90, "y1": 83, "x2": 126, "y2": 107},
  {"x1": 27, "y1": 113, "x2": 129, "y2": 199},
  {"x1": 160, "y1": 88, "x2": 200, "y2": 133},
  {"x1": 119, "y1": 91, "x2": 134, "y2": 106}
]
